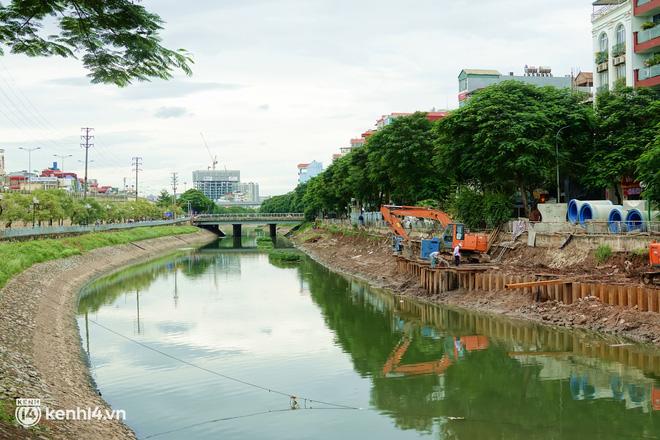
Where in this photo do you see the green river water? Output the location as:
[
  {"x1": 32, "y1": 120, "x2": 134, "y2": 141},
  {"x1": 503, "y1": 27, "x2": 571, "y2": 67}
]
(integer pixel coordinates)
[{"x1": 77, "y1": 236, "x2": 660, "y2": 439}]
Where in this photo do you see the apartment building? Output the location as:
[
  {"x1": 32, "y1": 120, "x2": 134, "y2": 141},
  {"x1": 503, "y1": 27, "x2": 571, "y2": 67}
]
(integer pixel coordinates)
[{"x1": 592, "y1": 0, "x2": 660, "y2": 92}]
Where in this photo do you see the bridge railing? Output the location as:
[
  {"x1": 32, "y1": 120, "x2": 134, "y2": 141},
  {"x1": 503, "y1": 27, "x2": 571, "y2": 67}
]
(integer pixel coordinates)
[
  {"x1": 193, "y1": 213, "x2": 304, "y2": 221},
  {"x1": 0, "y1": 217, "x2": 191, "y2": 240}
]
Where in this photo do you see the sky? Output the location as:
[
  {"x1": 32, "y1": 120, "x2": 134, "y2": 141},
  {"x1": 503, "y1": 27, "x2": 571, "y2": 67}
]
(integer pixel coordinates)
[{"x1": 0, "y1": 0, "x2": 594, "y2": 197}]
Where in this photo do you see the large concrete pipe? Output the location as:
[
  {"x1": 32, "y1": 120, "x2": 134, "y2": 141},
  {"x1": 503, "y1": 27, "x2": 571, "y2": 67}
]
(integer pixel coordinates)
[
  {"x1": 607, "y1": 206, "x2": 627, "y2": 233},
  {"x1": 578, "y1": 202, "x2": 617, "y2": 226},
  {"x1": 625, "y1": 209, "x2": 659, "y2": 232},
  {"x1": 568, "y1": 200, "x2": 612, "y2": 225}
]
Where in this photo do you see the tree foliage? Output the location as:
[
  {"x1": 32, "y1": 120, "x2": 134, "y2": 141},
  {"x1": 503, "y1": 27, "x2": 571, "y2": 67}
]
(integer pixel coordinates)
[
  {"x1": 0, "y1": 190, "x2": 171, "y2": 226},
  {"x1": 435, "y1": 81, "x2": 594, "y2": 214},
  {"x1": 636, "y1": 125, "x2": 660, "y2": 206},
  {"x1": 0, "y1": 0, "x2": 192, "y2": 86},
  {"x1": 587, "y1": 86, "x2": 660, "y2": 202},
  {"x1": 177, "y1": 189, "x2": 215, "y2": 214},
  {"x1": 263, "y1": 82, "x2": 655, "y2": 224}
]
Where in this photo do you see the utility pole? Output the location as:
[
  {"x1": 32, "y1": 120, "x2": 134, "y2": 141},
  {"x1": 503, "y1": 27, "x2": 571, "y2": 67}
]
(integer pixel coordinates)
[
  {"x1": 81, "y1": 128, "x2": 94, "y2": 198},
  {"x1": 131, "y1": 157, "x2": 143, "y2": 201},
  {"x1": 171, "y1": 172, "x2": 178, "y2": 216}
]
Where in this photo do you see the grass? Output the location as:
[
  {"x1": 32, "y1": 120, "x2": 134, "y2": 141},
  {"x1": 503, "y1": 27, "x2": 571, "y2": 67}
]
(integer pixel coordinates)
[
  {"x1": 268, "y1": 249, "x2": 303, "y2": 263},
  {"x1": 0, "y1": 225, "x2": 199, "y2": 289},
  {"x1": 633, "y1": 248, "x2": 649, "y2": 257},
  {"x1": 0, "y1": 401, "x2": 12, "y2": 424},
  {"x1": 595, "y1": 244, "x2": 613, "y2": 264}
]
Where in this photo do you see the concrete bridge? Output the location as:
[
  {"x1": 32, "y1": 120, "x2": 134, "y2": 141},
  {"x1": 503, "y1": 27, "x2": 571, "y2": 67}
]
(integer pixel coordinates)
[{"x1": 192, "y1": 213, "x2": 304, "y2": 236}]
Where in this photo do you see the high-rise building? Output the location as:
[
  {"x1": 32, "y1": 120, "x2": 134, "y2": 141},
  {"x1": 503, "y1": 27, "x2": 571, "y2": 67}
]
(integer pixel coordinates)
[
  {"x1": 592, "y1": 0, "x2": 660, "y2": 92},
  {"x1": 0, "y1": 149, "x2": 5, "y2": 175},
  {"x1": 192, "y1": 170, "x2": 240, "y2": 201},
  {"x1": 237, "y1": 182, "x2": 260, "y2": 202},
  {"x1": 457, "y1": 68, "x2": 573, "y2": 106},
  {"x1": 297, "y1": 161, "x2": 323, "y2": 184}
]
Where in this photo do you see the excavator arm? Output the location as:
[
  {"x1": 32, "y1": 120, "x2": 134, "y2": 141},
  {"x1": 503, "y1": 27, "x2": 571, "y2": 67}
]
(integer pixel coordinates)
[{"x1": 380, "y1": 205, "x2": 454, "y2": 241}]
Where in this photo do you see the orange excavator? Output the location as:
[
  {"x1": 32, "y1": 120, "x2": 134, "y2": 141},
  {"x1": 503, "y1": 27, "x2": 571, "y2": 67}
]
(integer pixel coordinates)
[{"x1": 380, "y1": 205, "x2": 490, "y2": 254}]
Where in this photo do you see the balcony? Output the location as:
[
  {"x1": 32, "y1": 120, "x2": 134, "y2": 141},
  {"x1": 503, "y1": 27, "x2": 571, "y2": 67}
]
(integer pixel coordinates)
[
  {"x1": 634, "y1": 25, "x2": 660, "y2": 53},
  {"x1": 635, "y1": 64, "x2": 660, "y2": 87},
  {"x1": 634, "y1": 0, "x2": 660, "y2": 16}
]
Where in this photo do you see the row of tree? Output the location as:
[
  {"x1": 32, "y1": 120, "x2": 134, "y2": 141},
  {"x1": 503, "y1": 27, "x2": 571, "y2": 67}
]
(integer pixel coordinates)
[
  {"x1": 261, "y1": 82, "x2": 659, "y2": 228},
  {"x1": 0, "y1": 190, "x2": 173, "y2": 227}
]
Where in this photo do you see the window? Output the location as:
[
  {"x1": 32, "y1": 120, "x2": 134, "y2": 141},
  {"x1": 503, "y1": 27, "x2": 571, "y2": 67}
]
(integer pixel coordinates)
[
  {"x1": 599, "y1": 70, "x2": 609, "y2": 90},
  {"x1": 599, "y1": 32, "x2": 608, "y2": 52},
  {"x1": 615, "y1": 24, "x2": 625, "y2": 47},
  {"x1": 615, "y1": 64, "x2": 626, "y2": 80}
]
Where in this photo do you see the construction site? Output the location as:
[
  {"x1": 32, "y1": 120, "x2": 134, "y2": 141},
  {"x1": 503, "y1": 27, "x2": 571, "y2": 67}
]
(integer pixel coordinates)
[{"x1": 294, "y1": 201, "x2": 660, "y2": 345}]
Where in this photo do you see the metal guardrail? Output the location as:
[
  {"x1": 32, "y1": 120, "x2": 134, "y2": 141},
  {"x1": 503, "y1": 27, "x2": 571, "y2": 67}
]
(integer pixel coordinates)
[
  {"x1": 503, "y1": 220, "x2": 660, "y2": 236},
  {"x1": 0, "y1": 218, "x2": 191, "y2": 240}
]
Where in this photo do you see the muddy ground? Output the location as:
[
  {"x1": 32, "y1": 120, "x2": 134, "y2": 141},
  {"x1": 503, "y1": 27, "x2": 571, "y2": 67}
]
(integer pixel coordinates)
[{"x1": 294, "y1": 225, "x2": 660, "y2": 346}]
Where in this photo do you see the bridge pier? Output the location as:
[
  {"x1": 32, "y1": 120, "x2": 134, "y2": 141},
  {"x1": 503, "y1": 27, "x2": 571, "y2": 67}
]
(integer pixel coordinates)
[
  {"x1": 269, "y1": 223, "x2": 277, "y2": 237},
  {"x1": 232, "y1": 224, "x2": 242, "y2": 237}
]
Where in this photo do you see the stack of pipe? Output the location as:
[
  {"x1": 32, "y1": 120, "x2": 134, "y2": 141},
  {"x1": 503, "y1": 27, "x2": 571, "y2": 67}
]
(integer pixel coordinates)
[
  {"x1": 579, "y1": 202, "x2": 621, "y2": 228},
  {"x1": 607, "y1": 206, "x2": 626, "y2": 233},
  {"x1": 625, "y1": 209, "x2": 659, "y2": 232},
  {"x1": 567, "y1": 199, "x2": 612, "y2": 225}
]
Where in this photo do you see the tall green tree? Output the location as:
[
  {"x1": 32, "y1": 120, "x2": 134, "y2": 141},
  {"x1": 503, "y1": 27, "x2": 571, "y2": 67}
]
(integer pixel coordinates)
[
  {"x1": 156, "y1": 190, "x2": 172, "y2": 208},
  {"x1": 636, "y1": 124, "x2": 660, "y2": 207},
  {"x1": 0, "y1": 0, "x2": 192, "y2": 85},
  {"x1": 177, "y1": 189, "x2": 215, "y2": 214},
  {"x1": 435, "y1": 81, "x2": 594, "y2": 214},
  {"x1": 367, "y1": 112, "x2": 450, "y2": 205},
  {"x1": 587, "y1": 86, "x2": 660, "y2": 203}
]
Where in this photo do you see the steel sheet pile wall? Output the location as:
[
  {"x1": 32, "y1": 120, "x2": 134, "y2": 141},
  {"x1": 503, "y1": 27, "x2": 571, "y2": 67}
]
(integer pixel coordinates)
[{"x1": 395, "y1": 257, "x2": 660, "y2": 313}]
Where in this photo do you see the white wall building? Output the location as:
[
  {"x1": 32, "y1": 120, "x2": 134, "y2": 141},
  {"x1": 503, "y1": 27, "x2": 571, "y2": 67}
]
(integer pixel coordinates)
[{"x1": 592, "y1": 0, "x2": 660, "y2": 92}]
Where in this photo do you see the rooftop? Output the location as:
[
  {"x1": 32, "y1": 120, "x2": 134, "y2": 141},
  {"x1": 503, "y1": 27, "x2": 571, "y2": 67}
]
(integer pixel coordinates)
[{"x1": 460, "y1": 69, "x2": 502, "y2": 76}]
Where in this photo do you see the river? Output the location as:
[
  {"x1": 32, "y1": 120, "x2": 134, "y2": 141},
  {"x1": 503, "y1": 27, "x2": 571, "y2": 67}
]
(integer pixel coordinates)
[{"x1": 77, "y1": 236, "x2": 660, "y2": 439}]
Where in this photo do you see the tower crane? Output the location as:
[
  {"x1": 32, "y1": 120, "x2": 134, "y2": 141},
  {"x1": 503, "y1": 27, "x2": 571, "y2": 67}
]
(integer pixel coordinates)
[{"x1": 200, "y1": 132, "x2": 218, "y2": 170}]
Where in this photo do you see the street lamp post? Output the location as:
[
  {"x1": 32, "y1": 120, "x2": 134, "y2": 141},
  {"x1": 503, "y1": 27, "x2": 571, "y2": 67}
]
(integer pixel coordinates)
[
  {"x1": 54, "y1": 154, "x2": 73, "y2": 172},
  {"x1": 32, "y1": 196, "x2": 40, "y2": 228},
  {"x1": 555, "y1": 126, "x2": 570, "y2": 203},
  {"x1": 19, "y1": 147, "x2": 41, "y2": 183}
]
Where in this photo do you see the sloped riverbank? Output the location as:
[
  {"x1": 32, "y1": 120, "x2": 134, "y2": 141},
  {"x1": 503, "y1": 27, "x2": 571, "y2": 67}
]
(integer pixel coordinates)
[
  {"x1": 293, "y1": 225, "x2": 660, "y2": 345},
  {"x1": 0, "y1": 228, "x2": 217, "y2": 439}
]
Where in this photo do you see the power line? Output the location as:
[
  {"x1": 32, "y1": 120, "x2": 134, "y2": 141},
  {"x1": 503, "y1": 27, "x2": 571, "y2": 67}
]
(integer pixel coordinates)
[
  {"x1": 81, "y1": 128, "x2": 94, "y2": 198},
  {"x1": 132, "y1": 157, "x2": 143, "y2": 201},
  {"x1": 88, "y1": 318, "x2": 362, "y2": 411}
]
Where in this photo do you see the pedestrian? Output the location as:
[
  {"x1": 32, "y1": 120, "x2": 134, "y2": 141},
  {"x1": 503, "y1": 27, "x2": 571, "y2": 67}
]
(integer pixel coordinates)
[
  {"x1": 358, "y1": 213, "x2": 365, "y2": 227},
  {"x1": 453, "y1": 243, "x2": 462, "y2": 267}
]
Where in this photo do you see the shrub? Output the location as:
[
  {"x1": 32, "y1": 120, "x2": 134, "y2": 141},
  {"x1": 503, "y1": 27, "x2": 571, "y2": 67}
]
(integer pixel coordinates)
[
  {"x1": 483, "y1": 192, "x2": 513, "y2": 228},
  {"x1": 595, "y1": 245, "x2": 613, "y2": 264}
]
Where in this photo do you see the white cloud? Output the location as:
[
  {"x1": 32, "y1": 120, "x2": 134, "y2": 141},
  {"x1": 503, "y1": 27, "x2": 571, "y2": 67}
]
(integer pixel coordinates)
[{"x1": 0, "y1": 0, "x2": 594, "y2": 196}]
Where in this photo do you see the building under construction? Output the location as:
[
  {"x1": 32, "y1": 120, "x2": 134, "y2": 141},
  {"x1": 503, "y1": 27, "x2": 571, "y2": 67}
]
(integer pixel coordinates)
[{"x1": 192, "y1": 169, "x2": 240, "y2": 201}]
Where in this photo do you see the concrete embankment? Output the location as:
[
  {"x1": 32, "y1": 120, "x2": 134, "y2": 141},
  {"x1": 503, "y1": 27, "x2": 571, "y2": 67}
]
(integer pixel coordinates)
[
  {"x1": 293, "y1": 226, "x2": 660, "y2": 345},
  {"x1": 0, "y1": 228, "x2": 217, "y2": 440}
]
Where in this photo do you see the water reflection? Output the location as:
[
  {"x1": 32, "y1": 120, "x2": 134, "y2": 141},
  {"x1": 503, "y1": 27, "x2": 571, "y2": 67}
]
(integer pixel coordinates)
[{"x1": 77, "y1": 240, "x2": 660, "y2": 439}]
